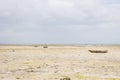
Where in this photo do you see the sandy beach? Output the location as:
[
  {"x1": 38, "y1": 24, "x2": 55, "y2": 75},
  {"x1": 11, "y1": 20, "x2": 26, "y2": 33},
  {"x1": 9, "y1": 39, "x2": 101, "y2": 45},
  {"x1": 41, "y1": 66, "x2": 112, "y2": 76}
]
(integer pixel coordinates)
[{"x1": 0, "y1": 45, "x2": 120, "y2": 80}]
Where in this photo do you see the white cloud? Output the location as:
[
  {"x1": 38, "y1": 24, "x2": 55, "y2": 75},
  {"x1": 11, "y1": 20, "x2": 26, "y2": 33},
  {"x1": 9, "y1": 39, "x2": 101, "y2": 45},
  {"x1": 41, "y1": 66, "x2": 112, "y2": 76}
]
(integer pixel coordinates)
[{"x1": 0, "y1": 0, "x2": 120, "y2": 44}]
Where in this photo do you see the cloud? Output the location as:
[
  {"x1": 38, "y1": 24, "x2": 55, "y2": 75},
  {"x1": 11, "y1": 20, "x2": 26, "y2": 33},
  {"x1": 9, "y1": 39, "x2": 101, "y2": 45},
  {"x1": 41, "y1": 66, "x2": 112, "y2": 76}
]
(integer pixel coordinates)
[{"x1": 0, "y1": 0, "x2": 120, "y2": 44}]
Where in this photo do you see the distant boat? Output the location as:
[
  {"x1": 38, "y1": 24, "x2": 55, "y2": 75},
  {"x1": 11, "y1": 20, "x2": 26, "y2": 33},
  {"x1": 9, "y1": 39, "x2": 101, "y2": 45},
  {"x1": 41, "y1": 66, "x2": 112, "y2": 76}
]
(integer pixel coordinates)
[{"x1": 88, "y1": 50, "x2": 108, "y2": 53}]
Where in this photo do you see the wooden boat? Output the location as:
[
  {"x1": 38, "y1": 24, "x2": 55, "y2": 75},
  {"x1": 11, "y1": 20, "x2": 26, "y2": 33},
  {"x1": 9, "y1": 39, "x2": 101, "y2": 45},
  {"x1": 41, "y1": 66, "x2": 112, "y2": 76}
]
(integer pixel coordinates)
[{"x1": 88, "y1": 50, "x2": 108, "y2": 53}]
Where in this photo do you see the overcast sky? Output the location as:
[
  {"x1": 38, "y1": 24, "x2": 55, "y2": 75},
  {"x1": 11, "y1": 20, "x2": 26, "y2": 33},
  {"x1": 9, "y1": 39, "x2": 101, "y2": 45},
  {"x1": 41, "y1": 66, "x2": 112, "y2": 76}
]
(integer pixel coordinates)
[{"x1": 0, "y1": 0, "x2": 120, "y2": 44}]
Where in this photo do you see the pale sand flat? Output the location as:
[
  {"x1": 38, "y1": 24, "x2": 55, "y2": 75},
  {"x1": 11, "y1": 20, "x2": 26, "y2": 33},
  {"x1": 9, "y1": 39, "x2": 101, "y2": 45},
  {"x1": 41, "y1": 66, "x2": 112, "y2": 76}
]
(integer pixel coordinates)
[{"x1": 0, "y1": 45, "x2": 120, "y2": 80}]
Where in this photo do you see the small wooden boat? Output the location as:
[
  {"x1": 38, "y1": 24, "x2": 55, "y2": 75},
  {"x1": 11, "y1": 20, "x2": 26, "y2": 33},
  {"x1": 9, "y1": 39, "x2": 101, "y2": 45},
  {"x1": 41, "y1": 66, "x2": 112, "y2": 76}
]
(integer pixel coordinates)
[{"x1": 88, "y1": 50, "x2": 108, "y2": 53}]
